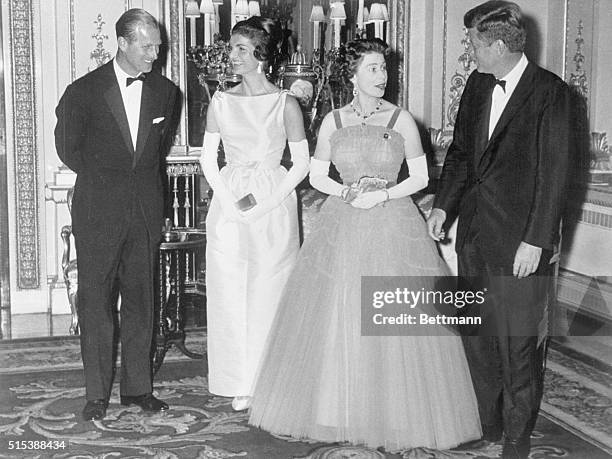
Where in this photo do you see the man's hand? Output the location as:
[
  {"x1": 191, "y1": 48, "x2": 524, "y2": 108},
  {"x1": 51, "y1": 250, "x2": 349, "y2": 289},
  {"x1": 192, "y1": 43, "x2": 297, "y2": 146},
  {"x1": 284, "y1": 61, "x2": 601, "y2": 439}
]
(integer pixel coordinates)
[
  {"x1": 513, "y1": 241, "x2": 542, "y2": 278},
  {"x1": 427, "y1": 208, "x2": 447, "y2": 241}
]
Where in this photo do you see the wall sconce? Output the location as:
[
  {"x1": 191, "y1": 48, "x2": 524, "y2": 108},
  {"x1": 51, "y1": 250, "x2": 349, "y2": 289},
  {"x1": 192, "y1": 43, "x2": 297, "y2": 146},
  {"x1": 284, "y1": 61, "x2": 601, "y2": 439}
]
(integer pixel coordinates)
[
  {"x1": 212, "y1": 0, "x2": 224, "y2": 35},
  {"x1": 310, "y1": 5, "x2": 326, "y2": 52},
  {"x1": 235, "y1": 0, "x2": 250, "y2": 24},
  {"x1": 248, "y1": 1, "x2": 261, "y2": 17},
  {"x1": 185, "y1": 0, "x2": 200, "y2": 49},
  {"x1": 369, "y1": 3, "x2": 386, "y2": 40},
  {"x1": 200, "y1": 0, "x2": 215, "y2": 46},
  {"x1": 330, "y1": 2, "x2": 347, "y2": 49}
]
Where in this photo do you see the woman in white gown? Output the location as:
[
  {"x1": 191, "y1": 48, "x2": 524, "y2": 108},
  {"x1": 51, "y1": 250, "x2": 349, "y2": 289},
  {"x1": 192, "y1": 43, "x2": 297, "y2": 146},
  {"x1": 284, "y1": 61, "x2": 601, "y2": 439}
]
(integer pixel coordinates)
[
  {"x1": 199, "y1": 17, "x2": 309, "y2": 411},
  {"x1": 249, "y1": 39, "x2": 481, "y2": 452}
]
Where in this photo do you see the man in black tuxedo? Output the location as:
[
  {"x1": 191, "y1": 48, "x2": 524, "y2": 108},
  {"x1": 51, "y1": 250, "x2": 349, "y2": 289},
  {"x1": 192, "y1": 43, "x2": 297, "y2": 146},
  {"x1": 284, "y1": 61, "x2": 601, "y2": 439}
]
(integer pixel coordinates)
[
  {"x1": 427, "y1": 2, "x2": 570, "y2": 458},
  {"x1": 55, "y1": 9, "x2": 179, "y2": 421}
]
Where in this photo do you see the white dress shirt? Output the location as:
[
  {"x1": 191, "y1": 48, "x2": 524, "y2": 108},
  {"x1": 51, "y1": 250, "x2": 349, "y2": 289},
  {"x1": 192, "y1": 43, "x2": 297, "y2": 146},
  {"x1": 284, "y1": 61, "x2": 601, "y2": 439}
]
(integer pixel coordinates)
[
  {"x1": 488, "y1": 53, "x2": 528, "y2": 139},
  {"x1": 113, "y1": 59, "x2": 143, "y2": 151}
]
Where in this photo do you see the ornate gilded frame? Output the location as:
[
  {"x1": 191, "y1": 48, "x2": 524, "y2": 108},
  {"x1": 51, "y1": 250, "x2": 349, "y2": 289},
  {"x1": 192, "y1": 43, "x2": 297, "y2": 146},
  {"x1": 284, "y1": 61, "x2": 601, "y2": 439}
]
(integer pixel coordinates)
[{"x1": 6, "y1": 0, "x2": 40, "y2": 291}]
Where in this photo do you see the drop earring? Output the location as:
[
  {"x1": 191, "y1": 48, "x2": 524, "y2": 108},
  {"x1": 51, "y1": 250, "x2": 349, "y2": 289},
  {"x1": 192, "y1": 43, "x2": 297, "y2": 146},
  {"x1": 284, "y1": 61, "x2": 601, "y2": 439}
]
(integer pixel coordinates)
[
  {"x1": 352, "y1": 87, "x2": 359, "y2": 97},
  {"x1": 257, "y1": 61, "x2": 263, "y2": 74}
]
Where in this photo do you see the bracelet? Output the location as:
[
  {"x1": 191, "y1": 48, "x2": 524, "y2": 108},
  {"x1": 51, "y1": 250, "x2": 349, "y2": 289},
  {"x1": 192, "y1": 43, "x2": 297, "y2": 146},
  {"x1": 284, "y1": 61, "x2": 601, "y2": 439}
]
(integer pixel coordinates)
[{"x1": 382, "y1": 189, "x2": 390, "y2": 202}]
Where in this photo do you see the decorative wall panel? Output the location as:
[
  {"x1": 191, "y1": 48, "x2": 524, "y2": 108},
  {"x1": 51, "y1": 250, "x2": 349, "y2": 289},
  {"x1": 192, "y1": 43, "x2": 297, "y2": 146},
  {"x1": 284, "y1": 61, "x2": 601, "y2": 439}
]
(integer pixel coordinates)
[
  {"x1": 564, "y1": 0, "x2": 593, "y2": 104},
  {"x1": 70, "y1": 1, "x2": 124, "y2": 80},
  {"x1": 8, "y1": 0, "x2": 40, "y2": 289}
]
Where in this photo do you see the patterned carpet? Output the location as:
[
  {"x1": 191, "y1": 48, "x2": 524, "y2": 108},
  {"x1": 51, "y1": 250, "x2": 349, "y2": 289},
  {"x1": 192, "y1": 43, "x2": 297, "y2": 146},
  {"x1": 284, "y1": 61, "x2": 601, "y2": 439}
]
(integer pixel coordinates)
[{"x1": 0, "y1": 332, "x2": 611, "y2": 458}]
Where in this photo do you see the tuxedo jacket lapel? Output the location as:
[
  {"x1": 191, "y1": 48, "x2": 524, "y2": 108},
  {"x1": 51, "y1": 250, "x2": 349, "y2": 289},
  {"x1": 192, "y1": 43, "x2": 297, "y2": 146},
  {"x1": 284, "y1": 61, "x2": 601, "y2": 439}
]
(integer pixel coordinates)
[
  {"x1": 103, "y1": 71, "x2": 135, "y2": 156},
  {"x1": 477, "y1": 64, "x2": 536, "y2": 172},
  {"x1": 474, "y1": 75, "x2": 495, "y2": 168},
  {"x1": 486, "y1": 64, "x2": 536, "y2": 149},
  {"x1": 133, "y1": 80, "x2": 155, "y2": 167}
]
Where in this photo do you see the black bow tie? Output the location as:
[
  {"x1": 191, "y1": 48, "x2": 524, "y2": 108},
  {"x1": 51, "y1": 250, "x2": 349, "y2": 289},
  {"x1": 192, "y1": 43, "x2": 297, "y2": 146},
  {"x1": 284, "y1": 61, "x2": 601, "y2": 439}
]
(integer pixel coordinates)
[
  {"x1": 494, "y1": 79, "x2": 506, "y2": 92},
  {"x1": 126, "y1": 74, "x2": 146, "y2": 86}
]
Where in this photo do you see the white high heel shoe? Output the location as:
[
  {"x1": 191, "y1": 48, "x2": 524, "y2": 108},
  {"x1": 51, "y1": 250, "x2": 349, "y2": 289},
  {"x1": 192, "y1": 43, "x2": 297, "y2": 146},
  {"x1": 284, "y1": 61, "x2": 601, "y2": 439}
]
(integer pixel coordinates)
[{"x1": 231, "y1": 396, "x2": 252, "y2": 411}]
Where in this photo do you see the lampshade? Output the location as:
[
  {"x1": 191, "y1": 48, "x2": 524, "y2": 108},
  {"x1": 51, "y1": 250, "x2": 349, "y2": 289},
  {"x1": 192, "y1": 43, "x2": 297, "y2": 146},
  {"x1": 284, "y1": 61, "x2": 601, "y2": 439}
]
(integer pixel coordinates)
[
  {"x1": 200, "y1": 0, "x2": 215, "y2": 15},
  {"x1": 330, "y1": 2, "x2": 347, "y2": 20},
  {"x1": 309, "y1": 5, "x2": 326, "y2": 22},
  {"x1": 235, "y1": 0, "x2": 249, "y2": 16},
  {"x1": 368, "y1": 3, "x2": 385, "y2": 21},
  {"x1": 248, "y1": 1, "x2": 260, "y2": 16},
  {"x1": 185, "y1": 0, "x2": 200, "y2": 18},
  {"x1": 381, "y1": 4, "x2": 389, "y2": 21}
]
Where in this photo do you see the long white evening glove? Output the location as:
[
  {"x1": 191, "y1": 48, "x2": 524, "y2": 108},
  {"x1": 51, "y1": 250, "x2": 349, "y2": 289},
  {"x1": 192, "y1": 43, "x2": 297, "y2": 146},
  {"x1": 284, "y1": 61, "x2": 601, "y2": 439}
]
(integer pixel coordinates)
[
  {"x1": 199, "y1": 131, "x2": 243, "y2": 221},
  {"x1": 388, "y1": 154, "x2": 429, "y2": 198},
  {"x1": 309, "y1": 158, "x2": 345, "y2": 197},
  {"x1": 351, "y1": 155, "x2": 429, "y2": 209},
  {"x1": 243, "y1": 139, "x2": 310, "y2": 222}
]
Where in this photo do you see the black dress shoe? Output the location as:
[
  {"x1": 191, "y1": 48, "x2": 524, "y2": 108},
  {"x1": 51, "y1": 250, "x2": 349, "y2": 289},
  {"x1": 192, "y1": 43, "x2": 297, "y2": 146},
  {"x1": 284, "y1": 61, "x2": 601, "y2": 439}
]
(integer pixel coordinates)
[
  {"x1": 502, "y1": 437, "x2": 530, "y2": 459},
  {"x1": 82, "y1": 399, "x2": 107, "y2": 421},
  {"x1": 120, "y1": 393, "x2": 169, "y2": 412}
]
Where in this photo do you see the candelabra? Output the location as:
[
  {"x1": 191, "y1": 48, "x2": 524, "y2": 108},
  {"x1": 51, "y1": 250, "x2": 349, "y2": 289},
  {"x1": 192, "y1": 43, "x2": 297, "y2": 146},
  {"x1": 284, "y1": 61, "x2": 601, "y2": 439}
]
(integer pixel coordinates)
[{"x1": 306, "y1": 2, "x2": 389, "y2": 133}]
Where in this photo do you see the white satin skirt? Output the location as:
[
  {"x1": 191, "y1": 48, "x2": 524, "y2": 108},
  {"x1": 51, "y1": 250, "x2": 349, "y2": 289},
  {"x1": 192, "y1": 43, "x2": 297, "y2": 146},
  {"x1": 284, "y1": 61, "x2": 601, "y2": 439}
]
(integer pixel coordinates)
[{"x1": 205, "y1": 163, "x2": 299, "y2": 396}]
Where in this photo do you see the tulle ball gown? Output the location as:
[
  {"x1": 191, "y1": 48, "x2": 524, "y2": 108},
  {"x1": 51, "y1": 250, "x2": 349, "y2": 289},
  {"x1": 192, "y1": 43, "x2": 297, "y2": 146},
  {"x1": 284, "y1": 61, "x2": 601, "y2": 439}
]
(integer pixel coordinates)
[{"x1": 248, "y1": 109, "x2": 482, "y2": 451}]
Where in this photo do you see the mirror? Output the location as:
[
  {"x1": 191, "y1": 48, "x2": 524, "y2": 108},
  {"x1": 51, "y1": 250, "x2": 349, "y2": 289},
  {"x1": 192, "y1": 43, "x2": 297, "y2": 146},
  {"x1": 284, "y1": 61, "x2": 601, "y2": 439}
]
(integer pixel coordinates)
[{"x1": 182, "y1": 1, "x2": 398, "y2": 147}]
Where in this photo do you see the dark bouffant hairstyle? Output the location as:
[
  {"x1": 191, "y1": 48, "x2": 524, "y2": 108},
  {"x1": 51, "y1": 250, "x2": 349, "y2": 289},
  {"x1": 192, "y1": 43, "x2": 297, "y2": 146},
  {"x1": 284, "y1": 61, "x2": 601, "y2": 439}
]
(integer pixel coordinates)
[
  {"x1": 115, "y1": 8, "x2": 159, "y2": 42},
  {"x1": 464, "y1": 1, "x2": 526, "y2": 53},
  {"x1": 344, "y1": 38, "x2": 389, "y2": 78},
  {"x1": 231, "y1": 16, "x2": 282, "y2": 63}
]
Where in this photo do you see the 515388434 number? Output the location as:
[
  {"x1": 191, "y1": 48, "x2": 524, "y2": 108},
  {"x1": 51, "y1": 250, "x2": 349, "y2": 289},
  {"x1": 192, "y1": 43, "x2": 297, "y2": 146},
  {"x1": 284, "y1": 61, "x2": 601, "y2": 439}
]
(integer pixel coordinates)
[{"x1": 8, "y1": 440, "x2": 67, "y2": 450}]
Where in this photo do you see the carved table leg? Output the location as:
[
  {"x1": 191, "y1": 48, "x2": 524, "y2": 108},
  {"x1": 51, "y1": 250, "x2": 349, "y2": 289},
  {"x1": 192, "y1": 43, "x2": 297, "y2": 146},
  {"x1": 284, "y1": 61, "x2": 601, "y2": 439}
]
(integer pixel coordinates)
[
  {"x1": 167, "y1": 248, "x2": 204, "y2": 361},
  {"x1": 153, "y1": 250, "x2": 170, "y2": 374}
]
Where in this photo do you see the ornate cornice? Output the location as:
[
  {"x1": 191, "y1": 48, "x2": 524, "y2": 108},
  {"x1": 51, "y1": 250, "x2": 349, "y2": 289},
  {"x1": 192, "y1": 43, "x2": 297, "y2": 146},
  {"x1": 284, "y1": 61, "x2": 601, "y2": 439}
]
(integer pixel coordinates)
[{"x1": 8, "y1": 0, "x2": 40, "y2": 289}]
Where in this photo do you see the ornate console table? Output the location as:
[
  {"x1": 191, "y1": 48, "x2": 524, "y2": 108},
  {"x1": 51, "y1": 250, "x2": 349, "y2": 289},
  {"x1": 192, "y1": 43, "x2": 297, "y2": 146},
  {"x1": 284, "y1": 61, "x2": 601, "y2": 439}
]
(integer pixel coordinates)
[
  {"x1": 153, "y1": 153, "x2": 208, "y2": 372},
  {"x1": 154, "y1": 225, "x2": 206, "y2": 373}
]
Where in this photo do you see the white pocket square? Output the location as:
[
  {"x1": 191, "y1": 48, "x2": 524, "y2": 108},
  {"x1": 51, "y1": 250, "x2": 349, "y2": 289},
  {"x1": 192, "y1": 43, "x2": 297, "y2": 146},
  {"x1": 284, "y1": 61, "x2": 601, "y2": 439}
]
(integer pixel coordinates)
[{"x1": 152, "y1": 117, "x2": 165, "y2": 124}]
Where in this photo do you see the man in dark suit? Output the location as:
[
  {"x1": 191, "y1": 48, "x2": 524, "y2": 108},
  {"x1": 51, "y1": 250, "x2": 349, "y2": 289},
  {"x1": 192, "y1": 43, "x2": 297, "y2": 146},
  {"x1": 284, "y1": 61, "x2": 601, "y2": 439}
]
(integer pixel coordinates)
[
  {"x1": 427, "y1": 2, "x2": 570, "y2": 458},
  {"x1": 55, "y1": 8, "x2": 179, "y2": 421}
]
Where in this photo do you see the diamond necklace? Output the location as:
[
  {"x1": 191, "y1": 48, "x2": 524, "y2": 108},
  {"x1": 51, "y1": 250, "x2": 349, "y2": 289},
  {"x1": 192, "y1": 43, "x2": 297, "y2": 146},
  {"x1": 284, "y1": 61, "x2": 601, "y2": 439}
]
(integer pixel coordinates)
[{"x1": 351, "y1": 98, "x2": 383, "y2": 122}]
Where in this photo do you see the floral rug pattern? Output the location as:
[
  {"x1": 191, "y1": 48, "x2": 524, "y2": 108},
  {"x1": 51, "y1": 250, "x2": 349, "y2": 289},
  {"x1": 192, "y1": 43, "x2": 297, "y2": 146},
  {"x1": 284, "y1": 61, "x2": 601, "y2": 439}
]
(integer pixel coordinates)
[
  {"x1": 1, "y1": 333, "x2": 611, "y2": 457},
  {"x1": 0, "y1": 365, "x2": 609, "y2": 458},
  {"x1": 0, "y1": 374, "x2": 253, "y2": 458}
]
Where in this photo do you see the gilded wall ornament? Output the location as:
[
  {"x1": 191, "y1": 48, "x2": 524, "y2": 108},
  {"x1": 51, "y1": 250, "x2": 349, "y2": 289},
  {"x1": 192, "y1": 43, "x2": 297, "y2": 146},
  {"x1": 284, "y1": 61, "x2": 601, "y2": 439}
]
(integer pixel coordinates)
[
  {"x1": 88, "y1": 14, "x2": 112, "y2": 72},
  {"x1": 568, "y1": 20, "x2": 589, "y2": 99},
  {"x1": 447, "y1": 28, "x2": 475, "y2": 128}
]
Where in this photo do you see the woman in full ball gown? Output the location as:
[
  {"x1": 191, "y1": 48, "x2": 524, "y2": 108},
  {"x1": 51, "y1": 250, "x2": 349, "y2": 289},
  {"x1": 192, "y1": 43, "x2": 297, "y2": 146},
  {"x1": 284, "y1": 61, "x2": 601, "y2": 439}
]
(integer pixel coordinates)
[
  {"x1": 248, "y1": 39, "x2": 481, "y2": 452},
  {"x1": 199, "y1": 17, "x2": 309, "y2": 411}
]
